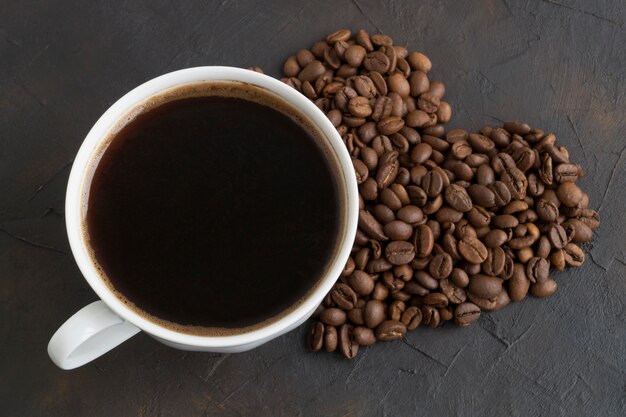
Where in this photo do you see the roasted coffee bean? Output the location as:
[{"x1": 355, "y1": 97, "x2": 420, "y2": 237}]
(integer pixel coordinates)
[
  {"x1": 510, "y1": 146, "x2": 535, "y2": 172},
  {"x1": 373, "y1": 204, "x2": 395, "y2": 224},
  {"x1": 578, "y1": 208, "x2": 600, "y2": 230},
  {"x1": 491, "y1": 214, "x2": 518, "y2": 229},
  {"x1": 423, "y1": 135, "x2": 450, "y2": 153},
  {"x1": 454, "y1": 302, "x2": 481, "y2": 326},
  {"x1": 440, "y1": 279, "x2": 467, "y2": 304},
  {"x1": 466, "y1": 290, "x2": 497, "y2": 311},
  {"x1": 554, "y1": 162, "x2": 580, "y2": 183},
  {"x1": 529, "y1": 278, "x2": 557, "y2": 298},
  {"x1": 363, "y1": 51, "x2": 391, "y2": 73},
  {"x1": 388, "y1": 300, "x2": 406, "y2": 321},
  {"x1": 417, "y1": 92, "x2": 440, "y2": 113},
  {"x1": 536, "y1": 236, "x2": 551, "y2": 259},
  {"x1": 385, "y1": 240, "x2": 416, "y2": 265},
  {"x1": 440, "y1": 305, "x2": 454, "y2": 322},
  {"x1": 476, "y1": 164, "x2": 495, "y2": 186},
  {"x1": 517, "y1": 247, "x2": 533, "y2": 264},
  {"x1": 378, "y1": 116, "x2": 405, "y2": 135},
  {"x1": 488, "y1": 181, "x2": 512, "y2": 207},
  {"x1": 468, "y1": 184, "x2": 496, "y2": 207},
  {"x1": 352, "y1": 158, "x2": 369, "y2": 184},
  {"x1": 550, "y1": 249, "x2": 565, "y2": 271},
  {"x1": 408, "y1": 52, "x2": 432, "y2": 72},
  {"x1": 353, "y1": 326, "x2": 376, "y2": 346},
  {"x1": 535, "y1": 198, "x2": 559, "y2": 222},
  {"x1": 298, "y1": 60, "x2": 326, "y2": 82},
  {"x1": 501, "y1": 166, "x2": 528, "y2": 200},
  {"x1": 490, "y1": 289, "x2": 511, "y2": 312},
  {"x1": 563, "y1": 243, "x2": 585, "y2": 266},
  {"x1": 423, "y1": 292, "x2": 449, "y2": 308},
  {"x1": 526, "y1": 257, "x2": 549, "y2": 284},
  {"x1": 376, "y1": 151, "x2": 400, "y2": 188},
  {"x1": 435, "y1": 206, "x2": 463, "y2": 224},
  {"x1": 394, "y1": 264, "x2": 413, "y2": 281},
  {"x1": 451, "y1": 140, "x2": 473, "y2": 160},
  {"x1": 482, "y1": 247, "x2": 506, "y2": 276},
  {"x1": 320, "y1": 308, "x2": 347, "y2": 326},
  {"x1": 458, "y1": 236, "x2": 489, "y2": 264},
  {"x1": 422, "y1": 170, "x2": 444, "y2": 197},
  {"x1": 396, "y1": 167, "x2": 411, "y2": 185},
  {"x1": 527, "y1": 173, "x2": 545, "y2": 197},
  {"x1": 557, "y1": 182, "x2": 583, "y2": 207},
  {"x1": 413, "y1": 270, "x2": 437, "y2": 291},
  {"x1": 441, "y1": 234, "x2": 461, "y2": 261},
  {"x1": 468, "y1": 274, "x2": 503, "y2": 298},
  {"x1": 344, "y1": 45, "x2": 367, "y2": 67},
  {"x1": 283, "y1": 56, "x2": 301, "y2": 77},
  {"x1": 364, "y1": 300, "x2": 386, "y2": 328},
  {"x1": 503, "y1": 121, "x2": 531, "y2": 135},
  {"x1": 327, "y1": 29, "x2": 351, "y2": 44},
  {"x1": 359, "y1": 209, "x2": 388, "y2": 241},
  {"x1": 468, "y1": 133, "x2": 495, "y2": 153},
  {"x1": 428, "y1": 253, "x2": 453, "y2": 279},
  {"x1": 390, "y1": 183, "x2": 410, "y2": 205},
  {"x1": 324, "y1": 326, "x2": 338, "y2": 352},
  {"x1": 359, "y1": 177, "x2": 378, "y2": 201},
  {"x1": 338, "y1": 324, "x2": 359, "y2": 359},
  {"x1": 307, "y1": 321, "x2": 325, "y2": 351},
  {"x1": 401, "y1": 306, "x2": 422, "y2": 329},
  {"x1": 369, "y1": 282, "x2": 388, "y2": 301},
  {"x1": 387, "y1": 73, "x2": 410, "y2": 97},
  {"x1": 437, "y1": 102, "x2": 452, "y2": 123},
  {"x1": 380, "y1": 188, "x2": 402, "y2": 210},
  {"x1": 413, "y1": 224, "x2": 435, "y2": 257},
  {"x1": 355, "y1": 29, "x2": 373, "y2": 51},
  {"x1": 384, "y1": 220, "x2": 413, "y2": 241},
  {"x1": 396, "y1": 205, "x2": 424, "y2": 225},
  {"x1": 466, "y1": 206, "x2": 491, "y2": 228},
  {"x1": 409, "y1": 71, "x2": 430, "y2": 97},
  {"x1": 548, "y1": 224, "x2": 568, "y2": 249},
  {"x1": 428, "y1": 80, "x2": 446, "y2": 99},
  {"x1": 450, "y1": 268, "x2": 470, "y2": 287},
  {"x1": 375, "y1": 320, "x2": 407, "y2": 341},
  {"x1": 349, "y1": 270, "x2": 375, "y2": 295},
  {"x1": 331, "y1": 283, "x2": 358, "y2": 310},
  {"x1": 348, "y1": 96, "x2": 373, "y2": 118},
  {"x1": 508, "y1": 262, "x2": 530, "y2": 301},
  {"x1": 539, "y1": 153, "x2": 553, "y2": 185},
  {"x1": 342, "y1": 257, "x2": 356, "y2": 277},
  {"x1": 421, "y1": 306, "x2": 440, "y2": 328},
  {"x1": 445, "y1": 183, "x2": 473, "y2": 212},
  {"x1": 562, "y1": 218, "x2": 593, "y2": 243}
]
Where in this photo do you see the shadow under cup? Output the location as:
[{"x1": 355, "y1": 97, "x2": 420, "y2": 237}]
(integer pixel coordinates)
[{"x1": 78, "y1": 79, "x2": 351, "y2": 338}]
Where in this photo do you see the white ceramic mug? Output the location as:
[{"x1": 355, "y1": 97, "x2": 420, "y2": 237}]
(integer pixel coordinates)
[{"x1": 48, "y1": 67, "x2": 359, "y2": 370}]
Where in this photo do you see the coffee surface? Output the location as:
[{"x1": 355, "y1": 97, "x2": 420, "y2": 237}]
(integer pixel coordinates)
[{"x1": 87, "y1": 93, "x2": 341, "y2": 333}]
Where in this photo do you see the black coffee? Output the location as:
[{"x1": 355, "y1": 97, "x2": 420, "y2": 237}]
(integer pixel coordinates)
[{"x1": 86, "y1": 84, "x2": 342, "y2": 334}]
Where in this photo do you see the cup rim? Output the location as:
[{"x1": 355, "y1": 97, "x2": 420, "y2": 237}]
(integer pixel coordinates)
[{"x1": 65, "y1": 66, "x2": 359, "y2": 347}]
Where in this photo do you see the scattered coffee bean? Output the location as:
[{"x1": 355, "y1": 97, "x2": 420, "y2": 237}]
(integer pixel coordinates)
[
  {"x1": 375, "y1": 320, "x2": 407, "y2": 341},
  {"x1": 338, "y1": 324, "x2": 359, "y2": 359},
  {"x1": 287, "y1": 30, "x2": 597, "y2": 358},
  {"x1": 454, "y1": 302, "x2": 481, "y2": 326}
]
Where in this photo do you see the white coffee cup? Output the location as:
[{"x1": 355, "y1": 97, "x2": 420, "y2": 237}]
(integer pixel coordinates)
[{"x1": 48, "y1": 67, "x2": 358, "y2": 370}]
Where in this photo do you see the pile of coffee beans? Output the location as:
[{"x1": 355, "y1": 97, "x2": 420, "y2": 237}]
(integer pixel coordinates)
[{"x1": 273, "y1": 29, "x2": 599, "y2": 358}]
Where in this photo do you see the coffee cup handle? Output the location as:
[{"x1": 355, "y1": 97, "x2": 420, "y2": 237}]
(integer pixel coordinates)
[{"x1": 48, "y1": 301, "x2": 140, "y2": 369}]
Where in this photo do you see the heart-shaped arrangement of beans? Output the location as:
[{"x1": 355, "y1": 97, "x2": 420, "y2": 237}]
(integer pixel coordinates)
[{"x1": 258, "y1": 28, "x2": 600, "y2": 358}]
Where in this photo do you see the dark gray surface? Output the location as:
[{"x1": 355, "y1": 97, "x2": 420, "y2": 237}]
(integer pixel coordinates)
[{"x1": 2, "y1": 0, "x2": 625, "y2": 416}]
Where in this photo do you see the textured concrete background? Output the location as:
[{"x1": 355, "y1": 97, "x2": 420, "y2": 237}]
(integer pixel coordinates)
[{"x1": 1, "y1": 0, "x2": 625, "y2": 416}]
